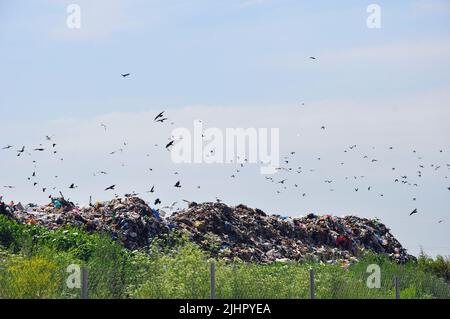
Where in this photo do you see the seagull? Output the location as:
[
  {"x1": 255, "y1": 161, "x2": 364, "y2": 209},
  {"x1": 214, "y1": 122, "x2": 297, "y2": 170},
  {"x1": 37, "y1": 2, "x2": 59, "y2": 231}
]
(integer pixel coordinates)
[
  {"x1": 165, "y1": 140, "x2": 175, "y2": 149},
  {"x1": 17, "y1": 146, "x2": 25, "y2": 156},
  {"x1": 121, "y1": 73, "x2": 130, "y2": 77},
  {"x1": 154, "y1": 111, "x2": 165, "y2": 121},
  {"x1": 156, "y1": 117, "x2": 168, "y2": 123},
  {"x1": 105, "y1": 185, "x2": 116, "y2": 191},
  {"x1": 410, "y1": 209, "x2": 418, "y2": 216}
]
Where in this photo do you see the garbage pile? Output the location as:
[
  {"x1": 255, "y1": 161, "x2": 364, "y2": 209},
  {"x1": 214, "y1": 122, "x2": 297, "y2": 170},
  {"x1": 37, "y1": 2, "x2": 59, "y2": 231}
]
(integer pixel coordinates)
[
  {"x1": 0, "y1": 197, "x2": 414, "y2": 264},
  {"x1": 169, "y1": 202, "x2": 414, "y2": 264},
  {"x1": 4, "y1": 196, "x2": 165, "y2": 250}
]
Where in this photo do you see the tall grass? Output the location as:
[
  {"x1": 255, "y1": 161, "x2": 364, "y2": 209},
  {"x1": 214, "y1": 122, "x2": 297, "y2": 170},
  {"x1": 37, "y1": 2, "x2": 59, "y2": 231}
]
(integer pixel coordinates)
[{"x1": 0, "y1": 215, "x2": 449, "y2": 299}]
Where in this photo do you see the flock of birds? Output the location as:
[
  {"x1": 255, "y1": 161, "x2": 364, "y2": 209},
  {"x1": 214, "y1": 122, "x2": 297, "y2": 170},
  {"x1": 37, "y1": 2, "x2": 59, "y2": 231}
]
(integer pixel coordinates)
[
  {"x1": 2, "y1": 64, "x2": 450, "y2": 223},
  {"x1": 1, "y1": 103, "x2": 189, "y2": 209}
]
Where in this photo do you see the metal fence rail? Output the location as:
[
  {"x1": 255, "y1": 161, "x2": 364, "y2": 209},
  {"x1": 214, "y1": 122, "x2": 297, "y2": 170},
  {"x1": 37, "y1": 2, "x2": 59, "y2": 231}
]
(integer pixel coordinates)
[{"x1": 1, "y1": 260, "x2": 449, "y2": 299}]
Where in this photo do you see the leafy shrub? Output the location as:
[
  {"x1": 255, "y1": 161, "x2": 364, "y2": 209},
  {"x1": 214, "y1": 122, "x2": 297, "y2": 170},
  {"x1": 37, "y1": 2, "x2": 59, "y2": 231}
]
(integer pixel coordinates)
[
  {"x1": 1, "y1": 217, "x2": 449, "y2": 299},
  {"x1": 0, "y1": 255, "x2": 61, "y2": 298}
]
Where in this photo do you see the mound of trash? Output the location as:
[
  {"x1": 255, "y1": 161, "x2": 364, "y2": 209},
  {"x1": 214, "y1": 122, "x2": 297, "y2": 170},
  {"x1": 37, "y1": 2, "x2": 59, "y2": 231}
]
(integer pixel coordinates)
[
  {"x1": 0, "y1": 197, "x2": 414, "y2": 264},
  {"x1": 2, "y1": 196, "x2": 165, "y2": 250},
  {"x1": 169, "y1": 202, "x2": 413, "y2": 265}
]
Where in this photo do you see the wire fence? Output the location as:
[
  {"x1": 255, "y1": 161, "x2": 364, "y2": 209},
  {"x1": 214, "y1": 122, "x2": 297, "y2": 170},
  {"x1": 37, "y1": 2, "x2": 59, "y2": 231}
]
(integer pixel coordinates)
[{"x1": 1, "y1": 259, "x2": 450, "y2": 299}]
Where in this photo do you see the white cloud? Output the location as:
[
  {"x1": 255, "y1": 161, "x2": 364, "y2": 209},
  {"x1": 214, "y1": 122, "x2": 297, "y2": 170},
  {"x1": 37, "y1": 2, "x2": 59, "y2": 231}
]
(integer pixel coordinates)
[
  {"x1": 410, "y1": 0, "x2": 450, "y2": 14},
  {"x1": 320, "y1": 38, "x2": 450, "y2": 63},
  {"x1": 1, "y1": 88, "x2": 450, "y2": 256},
  {"x1": 238, "y1": 0, "x2": 269, "y2": 7}
]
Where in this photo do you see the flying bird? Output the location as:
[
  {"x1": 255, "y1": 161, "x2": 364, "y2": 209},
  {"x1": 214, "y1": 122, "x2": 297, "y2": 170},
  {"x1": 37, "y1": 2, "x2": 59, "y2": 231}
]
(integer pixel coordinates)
[
  {"x1": 105, "y1": 185, "x2": 116, "y2": 191},
  {"x1": 2, "y1": 145, "x2": 12, "y2": 150},
  {"x1": 154, "y1": 198, "x2": 162, "y2": 205},
  {"x1": 174, "y1": 181, "x2": 181, "y2": 188},
  {"x1": 154, "y1": 111, "x2": 165, "y2": 121},
  {"x1": 410, "y1": 209, "x2": 418, "y2": 216},
  {"x1": 121, "y1": 73, "x2": 130, "y2": 77},
  {"x1": 17, "y1": 146, "x2": 25, "y2": 156},
  {"x1": 156, "y1": 117, "x2": 168, "y2": 123},
  {"x1": 165, "y1": 140, "x2": 175, "y2": 149}
]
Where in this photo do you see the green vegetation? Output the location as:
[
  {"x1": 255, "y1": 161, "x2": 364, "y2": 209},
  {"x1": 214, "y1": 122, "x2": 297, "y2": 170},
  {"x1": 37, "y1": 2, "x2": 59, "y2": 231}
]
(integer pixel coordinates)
[{"x1": 0, "y1": 215, "x2": 449, "y2": 299}]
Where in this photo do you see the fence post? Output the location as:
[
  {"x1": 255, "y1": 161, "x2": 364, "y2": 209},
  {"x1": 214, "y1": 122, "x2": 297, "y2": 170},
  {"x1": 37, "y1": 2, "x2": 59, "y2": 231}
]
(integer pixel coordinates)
[
  {"x1": 309, "y1": 268, "x2": 315, "y2": 300},
  {"x1": 394, "y1": 277, "x2": 400, "y2": 299},
  {"x1": 81, "y1": 266, "x2": 88, "y2": 299},
  {"x1": 210, "y1": 261, "x2": 215, "y2": 300}
]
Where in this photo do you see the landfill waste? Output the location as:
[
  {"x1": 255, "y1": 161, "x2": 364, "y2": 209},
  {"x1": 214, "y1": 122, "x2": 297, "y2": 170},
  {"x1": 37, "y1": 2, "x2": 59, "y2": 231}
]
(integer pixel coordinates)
[
  {"x1": 3, "y1": 196, "x2": 165, "y2": 250},
  {"x1": 0, "y1": 197, "x2": 414, "y2": 264},
  {"x1": 168, "y1": 202, "x2": 414, "y2": 265}
]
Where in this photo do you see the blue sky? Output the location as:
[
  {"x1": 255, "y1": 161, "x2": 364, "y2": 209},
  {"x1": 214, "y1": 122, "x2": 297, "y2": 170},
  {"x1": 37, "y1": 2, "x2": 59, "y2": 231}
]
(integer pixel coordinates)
[
  {"x1": 1, "y1": 0, "x2": 450, "y2": 120},
  {"x1": 1, "y1": 0, "x2": 450, "y2": 256}
]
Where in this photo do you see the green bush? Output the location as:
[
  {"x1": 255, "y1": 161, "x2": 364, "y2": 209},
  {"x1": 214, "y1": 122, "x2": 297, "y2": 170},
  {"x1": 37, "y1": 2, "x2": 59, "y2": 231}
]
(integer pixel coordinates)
[
  {"x1": 0, "y1": 255, "x2": 61, "y2": 298},
  {"x1": 0, "y1": 216, "x2": 449, "y2": 299}
]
